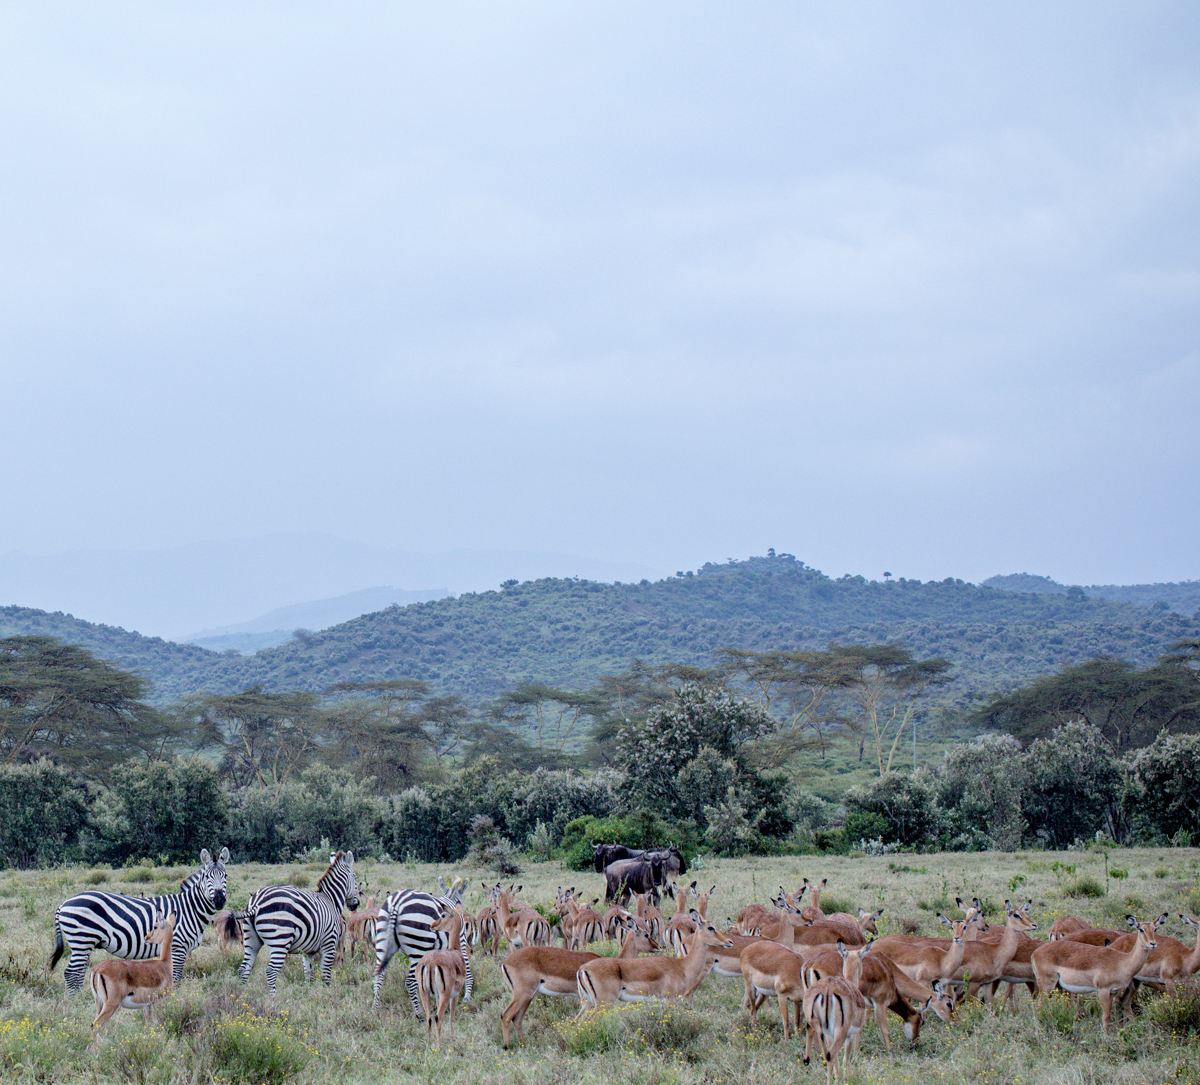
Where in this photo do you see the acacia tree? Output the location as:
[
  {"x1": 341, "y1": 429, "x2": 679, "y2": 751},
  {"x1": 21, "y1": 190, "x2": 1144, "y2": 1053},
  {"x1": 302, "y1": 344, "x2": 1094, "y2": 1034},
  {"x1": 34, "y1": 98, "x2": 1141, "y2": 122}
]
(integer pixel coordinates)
[
  {"x1": 323, "y1": 679, "x2": 443, "y2": 789},
  {"x1": 831, "y1": 644, "x2": 952, "y2": 776},
  {"x1": 0, "y1": 635, "x2": 167, "y2": 776},
  {"x1": 490, "y1": 683, "x2": 604, "y2": 761},
  {"x1": 183, "y1": 687, "x2": 325, "y2": 795},
  {"x1": 972, "y1": 652, "x2": 1200, "y2": 750},
  {"x1": 718, "y1": 648, "x2": 854, "y2": 763}
]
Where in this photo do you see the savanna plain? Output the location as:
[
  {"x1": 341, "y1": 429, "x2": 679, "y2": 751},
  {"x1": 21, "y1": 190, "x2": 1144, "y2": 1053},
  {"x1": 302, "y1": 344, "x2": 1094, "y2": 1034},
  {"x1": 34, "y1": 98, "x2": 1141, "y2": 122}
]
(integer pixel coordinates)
[{"x1": 2, "y1": 849, "x2": 1199, "y2": 1085}]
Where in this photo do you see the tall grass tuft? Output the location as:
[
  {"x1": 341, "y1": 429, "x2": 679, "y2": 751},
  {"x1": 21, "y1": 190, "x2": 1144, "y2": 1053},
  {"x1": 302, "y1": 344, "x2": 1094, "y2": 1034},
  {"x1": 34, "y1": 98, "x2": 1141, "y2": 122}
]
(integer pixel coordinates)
[
  {"x1": 1148, "y1": 978, "x2": 1200, "y2": 1039},
  {"x1": 206, "y1": 1005, "x2": 313, "y2": 1085},
  {"x1": 1065, "y1": 875, "x2": 1105, "y2": 898}
]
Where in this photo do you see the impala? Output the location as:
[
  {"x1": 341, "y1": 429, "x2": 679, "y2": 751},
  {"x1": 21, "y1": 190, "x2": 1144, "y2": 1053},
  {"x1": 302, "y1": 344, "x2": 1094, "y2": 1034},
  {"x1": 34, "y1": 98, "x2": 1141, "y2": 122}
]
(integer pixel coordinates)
[
  {"x1": 1106, "y1": 913, "x2": 1200, "y2": 996},
  {"x1": 575, "y1": 914, "x2": 733, "y2": 1011},
  {"x1": 799, "y1": 877, "x2": 829, "y2": 922},
  {"x1": 803, "y1": 966, "x2": 868, "y2": 1085},
  {"x1": 948, "y1": 900, "x2": 1038, "y2": 1004},
  {"x1": 872, "y1": 915, "x2": 967, "y2": 989},
  {"x1": 499, "y1": 945, "x2": 600, "y2": 1047},
  {"x1": 414, "y1": 907, "x2": 468, "y2": 1048},
  {"x1": 495, "y1": 884, "x2": 551, "y2": 949},
  {"x1": 803, "y1": 943, "x2": 955, "y2": 1052},
  {"x1": 88, "y1": 911, "x2": 176, "y2": 1031},
  {"x1": 1031, "y1": 913, "x2": 1163, "y2": 1031}
]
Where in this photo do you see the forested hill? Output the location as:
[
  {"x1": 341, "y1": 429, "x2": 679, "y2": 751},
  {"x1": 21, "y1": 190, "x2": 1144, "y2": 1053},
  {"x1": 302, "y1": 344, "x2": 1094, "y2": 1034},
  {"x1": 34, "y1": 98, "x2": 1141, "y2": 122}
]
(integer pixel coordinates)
[{"x1": 3, "y1": 554, "x2": 1197, "y2": 712}]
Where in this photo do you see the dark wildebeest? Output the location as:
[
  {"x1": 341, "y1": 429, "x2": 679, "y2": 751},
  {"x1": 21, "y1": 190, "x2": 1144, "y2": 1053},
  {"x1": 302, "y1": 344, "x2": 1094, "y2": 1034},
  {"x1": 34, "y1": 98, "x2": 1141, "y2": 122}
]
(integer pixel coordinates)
[
  {"x1": 591, "y1": 843, "x2": 644, "y2": 874},
  {"x1": 603, "y1": 855, "x2": 674, "y2": 907},
  {"x1": 592, "y1": 842, "x2": 688, "y2": 879}
]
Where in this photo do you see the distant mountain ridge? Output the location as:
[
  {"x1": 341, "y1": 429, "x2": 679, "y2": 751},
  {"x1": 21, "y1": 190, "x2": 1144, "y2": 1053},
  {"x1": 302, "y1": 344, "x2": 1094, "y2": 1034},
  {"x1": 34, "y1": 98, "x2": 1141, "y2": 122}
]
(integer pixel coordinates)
[
  {"x1": 2, "y1": 555, "x2": 1196, "y2": 714},
  {"x1": 983, "y1": 573, "x2": 1200, "y2": 616},
  {"x1": 183, "y1": 585, "x2": 452, "y2": 654}
]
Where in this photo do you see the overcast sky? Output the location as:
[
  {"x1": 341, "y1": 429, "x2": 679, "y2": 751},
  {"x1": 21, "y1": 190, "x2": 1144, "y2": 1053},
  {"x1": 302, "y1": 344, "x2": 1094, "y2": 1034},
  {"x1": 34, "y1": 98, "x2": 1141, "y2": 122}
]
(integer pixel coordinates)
[{"x1": 3, "y1": 1, "x2": 1198, "y2": 607}]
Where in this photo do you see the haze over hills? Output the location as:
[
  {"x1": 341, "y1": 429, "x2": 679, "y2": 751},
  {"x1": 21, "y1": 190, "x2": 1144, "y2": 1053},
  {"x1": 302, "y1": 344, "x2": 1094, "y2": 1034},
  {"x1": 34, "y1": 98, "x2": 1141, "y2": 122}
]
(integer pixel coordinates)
[
  {"x1": 0, "y1": 533, "x2": 664, "y2": 641},
  {"x1": 183, "y1": 585, "x2": 452, "y2": 654},
  {"x1": 2, "y1": 554, "x2": 1196, "y2": 716}
]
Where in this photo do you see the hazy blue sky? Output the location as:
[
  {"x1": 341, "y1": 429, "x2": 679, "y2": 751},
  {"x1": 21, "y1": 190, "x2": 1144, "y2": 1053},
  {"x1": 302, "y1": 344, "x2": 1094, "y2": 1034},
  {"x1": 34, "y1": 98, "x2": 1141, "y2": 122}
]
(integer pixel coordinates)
[{"x1": 3, "y1": 1, "x2": 1198, "y2": 611}]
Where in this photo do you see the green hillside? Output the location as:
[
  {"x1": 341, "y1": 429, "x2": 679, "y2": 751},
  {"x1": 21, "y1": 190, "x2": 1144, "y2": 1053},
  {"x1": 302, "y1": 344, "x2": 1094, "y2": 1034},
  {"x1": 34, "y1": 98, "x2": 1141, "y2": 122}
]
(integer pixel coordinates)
[{"x1": 5, "y1": 554, "x2": 1195, "y2": 716}]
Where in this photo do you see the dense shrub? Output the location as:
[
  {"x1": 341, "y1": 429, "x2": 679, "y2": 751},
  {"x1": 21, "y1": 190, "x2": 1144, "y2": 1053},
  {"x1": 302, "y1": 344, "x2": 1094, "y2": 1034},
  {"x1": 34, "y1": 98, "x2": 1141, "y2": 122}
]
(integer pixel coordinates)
[
  {"x1": 0, "y1": 759, "x2": 91, "y2": 869},
  {"x1": 936, "y1": 734, "x2": 1027, "y2": 850},
  {"x1": 83, "y1": 757, "x2": 227, "y2": 866},
  {"x1": 1128, "y1": 731, "x2": 1200, "y2": 845},
  {"x1": 1022, "y1": 720, "x2": 1122, "y2": 848},
  {"x1": 843, "y1": 771, "x2": 943, "y2": 847}
]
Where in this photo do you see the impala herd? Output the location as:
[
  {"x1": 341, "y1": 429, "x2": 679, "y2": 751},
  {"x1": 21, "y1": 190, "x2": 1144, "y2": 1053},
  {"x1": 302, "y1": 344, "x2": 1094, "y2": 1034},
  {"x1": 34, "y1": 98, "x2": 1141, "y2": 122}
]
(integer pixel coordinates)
[{"x1": 54, "y1": 856, "x2": 1200, "y2": 1085}]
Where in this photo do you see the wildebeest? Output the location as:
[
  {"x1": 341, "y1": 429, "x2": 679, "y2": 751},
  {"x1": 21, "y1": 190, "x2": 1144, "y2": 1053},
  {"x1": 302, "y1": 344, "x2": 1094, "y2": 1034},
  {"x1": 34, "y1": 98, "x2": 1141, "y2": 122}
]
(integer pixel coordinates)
[
  {"x1": 604, "y1": 855, "x2": 674, "y2": 906},
  {"x1": 592, "y1": 842, "x2": 688, "y2": 880}
]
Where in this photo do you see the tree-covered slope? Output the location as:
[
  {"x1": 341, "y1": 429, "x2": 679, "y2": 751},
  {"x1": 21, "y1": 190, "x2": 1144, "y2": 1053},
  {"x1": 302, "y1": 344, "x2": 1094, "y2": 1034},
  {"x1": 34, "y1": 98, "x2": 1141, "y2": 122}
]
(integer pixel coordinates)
[{"x1": 3, "y1": 555, "x2": 1197, "y2": 711}]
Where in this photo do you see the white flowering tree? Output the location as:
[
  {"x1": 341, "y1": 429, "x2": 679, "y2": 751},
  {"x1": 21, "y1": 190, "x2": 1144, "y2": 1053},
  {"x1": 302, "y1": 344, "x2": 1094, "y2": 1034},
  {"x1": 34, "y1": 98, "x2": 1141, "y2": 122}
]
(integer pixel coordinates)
[{"x1": 615, "y1": 683, "x2": 772, "y2": 819}]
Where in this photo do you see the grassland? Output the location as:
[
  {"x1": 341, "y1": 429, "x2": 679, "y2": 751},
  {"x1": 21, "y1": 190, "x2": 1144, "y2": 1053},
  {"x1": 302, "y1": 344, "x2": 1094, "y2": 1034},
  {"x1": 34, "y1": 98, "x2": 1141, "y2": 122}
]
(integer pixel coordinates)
[{"x1": 2, "y1": 848, "x2": 1199, "y2": 1084}]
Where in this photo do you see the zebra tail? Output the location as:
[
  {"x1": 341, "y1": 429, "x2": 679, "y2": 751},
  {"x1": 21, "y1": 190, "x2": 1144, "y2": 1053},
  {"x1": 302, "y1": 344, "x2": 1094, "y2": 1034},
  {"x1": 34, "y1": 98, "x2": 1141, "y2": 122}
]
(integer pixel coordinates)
[{"x1": 49, "y1": 923, "x2": 64, "y2": 972}]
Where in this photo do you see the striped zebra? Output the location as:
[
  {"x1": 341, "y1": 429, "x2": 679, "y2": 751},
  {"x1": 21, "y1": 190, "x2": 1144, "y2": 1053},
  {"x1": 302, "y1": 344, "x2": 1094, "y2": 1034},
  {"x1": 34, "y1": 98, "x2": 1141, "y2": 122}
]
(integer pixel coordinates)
[
  {"x1": 50, "y1": 847, "x2": 230, "y2": 994},
  {"x1": 372, "y1": 875, "x2": 473, "y2": 1013},
  {"x1": 230, "y1": 850, "x2": 359, "y2": 993}
]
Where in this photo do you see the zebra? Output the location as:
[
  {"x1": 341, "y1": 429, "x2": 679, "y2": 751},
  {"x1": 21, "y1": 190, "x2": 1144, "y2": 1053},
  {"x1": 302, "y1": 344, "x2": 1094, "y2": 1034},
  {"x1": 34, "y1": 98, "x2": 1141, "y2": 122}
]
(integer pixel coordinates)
[
  {"x1": 372, "y1": 875, "x2": 473, "y2": 1013},
  {"x1": 50, "y1": 847, "x2": 230, "y2": 994},
  {"x1": 229, "y1": 850, "x2": 359, "y2": 994}
]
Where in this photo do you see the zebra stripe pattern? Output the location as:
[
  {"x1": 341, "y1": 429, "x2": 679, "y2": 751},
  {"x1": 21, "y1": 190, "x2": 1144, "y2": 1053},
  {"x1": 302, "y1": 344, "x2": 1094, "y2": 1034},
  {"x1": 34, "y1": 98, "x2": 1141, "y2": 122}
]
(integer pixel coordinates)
[
  {"x1": 372, "y1": 876, "x2": 473, "y2": 1013},
  {"x1": 234, "y1": 850, "x2": 360, "y2": 994},
  {"x1": 50, "y1": 848, "x2": 230, "y2": 994}
]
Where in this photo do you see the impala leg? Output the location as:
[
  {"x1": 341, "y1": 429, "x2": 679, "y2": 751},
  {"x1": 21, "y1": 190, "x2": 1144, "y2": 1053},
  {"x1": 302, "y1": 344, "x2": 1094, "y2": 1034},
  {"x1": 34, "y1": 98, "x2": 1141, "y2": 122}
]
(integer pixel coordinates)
[
  {"x1": 874, "y1": 1002, "x2": 892, "y2": 1056},
  {"x1": 777, "y1": 992, "x2": 790, "y2": 1041}
]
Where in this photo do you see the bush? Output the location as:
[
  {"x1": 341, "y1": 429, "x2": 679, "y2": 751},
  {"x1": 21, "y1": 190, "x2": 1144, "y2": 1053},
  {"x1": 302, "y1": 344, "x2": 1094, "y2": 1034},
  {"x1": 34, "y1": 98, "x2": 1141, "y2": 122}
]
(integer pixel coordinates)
[
  {"x1": 1148, "y1": 977, "x2": 1200, "y2": 1038},
  {"x1": 553, "y1": 1002, "x2": 708, "y2": 1060},
  {"x1": 83, "y1": 758, "x2": 228, "y2": 866},
  {"x1": 0, "y1": 1016, "x2": 89, "y2": 1082},
  {"x1": 843, "y1": 771, "x2": 943, "y2": 847},
  {"x1": 1065, "y1": 875, "x2": 1105, "y2": 898},
  {"x1": 0, "y1": 760, "x2": 91, "y2": 869},
  {"x1": 206, "y1": 1006, "x2": 313, "y2": 1085}
]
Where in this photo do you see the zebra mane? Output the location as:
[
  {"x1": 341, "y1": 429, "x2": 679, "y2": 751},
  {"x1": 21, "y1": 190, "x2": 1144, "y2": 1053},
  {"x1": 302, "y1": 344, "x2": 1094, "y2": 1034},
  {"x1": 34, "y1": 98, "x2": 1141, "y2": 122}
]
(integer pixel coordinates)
[{"x1": 316, "y1": 851, "x2": 346, "y2": 893}]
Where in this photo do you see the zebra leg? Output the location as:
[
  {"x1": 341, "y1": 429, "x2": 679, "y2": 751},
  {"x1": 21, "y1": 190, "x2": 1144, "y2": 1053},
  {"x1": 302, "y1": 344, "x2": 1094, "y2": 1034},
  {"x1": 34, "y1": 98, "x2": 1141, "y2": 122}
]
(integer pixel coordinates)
[
  {"x1": 319, "y1": 944, "x2": 336, "y2": 986},
  {"x1": 238, "y1": 927, "x2": 262, "y2": 984},
  {"x1": 63, "y1": 948, "x2": 92, "y2": 995},
  {"x1": 405, "y1": 960, "x2": 423, "y2": 1016},
  {"x1": 301, "y1": 955, "x2": 314, "y2": 983},
  {"x1": 460, "y1": 931, "x2": 474, "y2": 1002},
  {"x1": 265, "y1": 949, "x2": 289, "y2": 995}
]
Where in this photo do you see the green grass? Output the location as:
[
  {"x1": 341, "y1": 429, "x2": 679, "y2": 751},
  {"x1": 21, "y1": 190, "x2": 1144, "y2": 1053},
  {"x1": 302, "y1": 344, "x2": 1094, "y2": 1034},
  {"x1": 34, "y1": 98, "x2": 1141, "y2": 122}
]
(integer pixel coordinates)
[{"x1": 1, "y1": 847, "x2": 1199, "y2": 1083}]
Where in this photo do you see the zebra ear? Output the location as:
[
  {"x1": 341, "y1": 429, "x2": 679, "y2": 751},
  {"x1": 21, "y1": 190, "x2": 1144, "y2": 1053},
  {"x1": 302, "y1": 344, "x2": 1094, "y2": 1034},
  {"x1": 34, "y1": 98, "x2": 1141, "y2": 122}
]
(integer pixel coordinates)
[
  {"x1": 345, "y1": 851, "x2": 355, "y2": 866},
  {"x1": 218, "y1": 847, "x2": 230, "y2": 864},
  {"x1": 438, "y1": 876, "x2": 448, "y2": 893},
  {"x1": 200, "y1": 849, "x2": 212, "y2": 866},
  {"x1": 460, "y1": 877, "x2": 470, "y2": 895}
]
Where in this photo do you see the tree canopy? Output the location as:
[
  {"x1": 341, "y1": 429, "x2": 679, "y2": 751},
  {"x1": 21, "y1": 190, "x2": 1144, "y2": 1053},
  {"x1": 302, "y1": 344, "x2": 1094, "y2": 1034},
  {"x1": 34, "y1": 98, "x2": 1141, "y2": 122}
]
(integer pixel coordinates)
[{"x1": 0, "y1": 635, "x2": 166, "y2": 775}]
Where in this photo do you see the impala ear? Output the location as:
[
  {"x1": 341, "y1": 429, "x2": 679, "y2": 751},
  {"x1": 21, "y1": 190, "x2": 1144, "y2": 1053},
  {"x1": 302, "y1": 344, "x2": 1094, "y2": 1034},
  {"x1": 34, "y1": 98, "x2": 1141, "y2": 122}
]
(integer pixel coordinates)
[
  {"x1": 836, "y1": 941, "x2": 847, "y2": 958},
  {"x1": 1125, "y1": 914, "x2": 1138, "y2": 928}
]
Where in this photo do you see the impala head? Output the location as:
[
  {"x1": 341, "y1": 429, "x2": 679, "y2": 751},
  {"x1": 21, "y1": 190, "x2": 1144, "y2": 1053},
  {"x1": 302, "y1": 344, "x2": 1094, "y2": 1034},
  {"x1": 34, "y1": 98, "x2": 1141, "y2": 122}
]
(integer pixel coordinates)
[
  {"x1": 193, "y1": 847, "x2": 230, "y2": 911},
  {"x1": 924, "y1": 980, "x2": 957, "y2": 1023},
  {"x1": 938, "y1": 915, "x2": 967, "y2": 943},
  {"x1": 688, "y1": 912, "x2": 735, "y2": 951},
  {"x1": 147, "y1": 911, "x2": 177, "y2": 946},
  {"x1": 859, "y1": 908, "x2": 884, "y2": 935},
  {"x1": 1004, "y1": 899, "x2": 1037, "y2": 932},
  {"x1": 1128, "y1": 914, "x2": 1162, "y2": 949}
]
